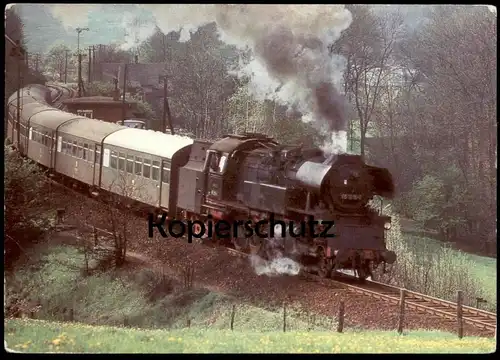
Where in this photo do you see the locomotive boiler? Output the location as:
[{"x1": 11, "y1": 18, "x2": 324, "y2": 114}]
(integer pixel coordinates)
[{"x1": 177, "y1": 132, "x2": 397, "y2": 280}]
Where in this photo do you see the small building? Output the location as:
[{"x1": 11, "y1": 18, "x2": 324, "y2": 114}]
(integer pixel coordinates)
[{"x1": 61, "y1": 96, "x2": 140, "y2": 123}]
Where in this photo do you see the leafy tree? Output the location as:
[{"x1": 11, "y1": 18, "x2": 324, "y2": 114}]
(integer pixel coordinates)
[
  {"x1": 4, "y1": 5, "x2": 45, "y2": 134},
  {"x1": 44, "y1": 43, "x2": 71, "y2": 82}
]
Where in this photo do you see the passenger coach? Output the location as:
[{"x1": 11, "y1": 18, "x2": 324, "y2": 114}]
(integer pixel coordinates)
[{"x1": 101, "y1": 129, "x2": 193, "y2": 212}]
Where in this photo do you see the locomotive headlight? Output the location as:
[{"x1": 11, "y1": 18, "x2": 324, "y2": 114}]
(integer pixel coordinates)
[{"x1": 384, "y1": 221, "x2": 392, "y2": 230}]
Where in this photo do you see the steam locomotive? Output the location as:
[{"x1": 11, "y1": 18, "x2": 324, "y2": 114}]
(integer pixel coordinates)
[
  {"x1": 7, "y1": 84, "x2": 396, "y2": 280},
  {"x1": 178, "y1": 132, "x2": 396, "y2": 280}
]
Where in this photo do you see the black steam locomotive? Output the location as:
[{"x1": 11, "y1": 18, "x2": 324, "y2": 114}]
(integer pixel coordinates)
[{"x1": 177, "y1": 132, "x2": 396, "y2": 280}]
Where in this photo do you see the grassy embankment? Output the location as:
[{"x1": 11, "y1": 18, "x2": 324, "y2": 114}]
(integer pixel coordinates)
[{"x1": 5, "y1": 318, "x2": 495, "y2": 353}]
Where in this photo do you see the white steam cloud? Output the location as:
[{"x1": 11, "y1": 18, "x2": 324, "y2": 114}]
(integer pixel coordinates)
[
  {"x1": 247, "y1": 224, "x2": 302, "y2": 277},
  {"x1": 48, "y1": 4, "x2": 99, "y2": 29},
  {"x1": 250, "y1": 255, "x2": 301, "y2": 277},
  {"x1": 120, "y1": 12, "x2": 157, "y2": 51}
]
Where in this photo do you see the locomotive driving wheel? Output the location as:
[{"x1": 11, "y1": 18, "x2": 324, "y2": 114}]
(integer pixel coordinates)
[
  {"x1": 317, "y1": 248, "x2": 332, "y2": 278},
  {"x1": 356, "y1": 260, "x2": 373, "y2": 282}
]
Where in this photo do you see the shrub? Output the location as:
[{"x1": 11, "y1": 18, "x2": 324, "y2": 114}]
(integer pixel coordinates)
[{"x1": 375, "y1": 209, "x2": 487, "y2": 309}]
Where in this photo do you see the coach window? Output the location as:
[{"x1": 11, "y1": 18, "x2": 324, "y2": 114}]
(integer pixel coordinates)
[
  {"x1": 134, "y1": 156, "x2": 143, "y2": 176},
  {"x1": 143, "y1": 158, "x2": 151, "y2": 178},
  {"x1": 72, "y1": 141, "x2": 78, "y2": 157},
  {"x1": 79, "y1": 142, "x2": 85, "y2": 158},
  {"x1": 88, "y1": 146, "x2": 94, "y2": 163},
  {"x1": 162, "y1": 166, "x2": 171, "y2": 184},
  {"x1": 118, "y1": 152, "x2": 126, "y2": 172},
  {"x1": 126, "y1": 155, "x2": 134, "y2": 173},
  {"x1": 83, "y1": 144, "x2": 89, "y2": 161},
  {"x1": 110, "y1": 150, "x2": 118, "y2": 169},
  {"x1": 64, "y1": 140, "x2": 70, "y2": 155},
  {"x1": 152, "y1": 160, "x2": 160, "y2": 181},
  {"x1": 95, "y1": 146, "x2": 101, "y2": 164}
]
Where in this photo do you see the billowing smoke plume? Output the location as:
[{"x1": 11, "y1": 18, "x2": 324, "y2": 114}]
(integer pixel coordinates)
[
  {"x1": 141, "y1": 5, "x2": 352, "y2": 152},
  {"x1": 46, "y1": 4, "x2": 352, "y2": 152}
]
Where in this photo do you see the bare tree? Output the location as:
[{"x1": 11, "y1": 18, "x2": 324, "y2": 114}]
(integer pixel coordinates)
[
  {"x1": 106, "y1": 170, "x2": 152, "y2": 268},
  {"x1": 44, "y1": 43, "x2": 71, "y2": 81},
  {"x1": 332, "y1": 5, "x2": 405, "y2": 156}
]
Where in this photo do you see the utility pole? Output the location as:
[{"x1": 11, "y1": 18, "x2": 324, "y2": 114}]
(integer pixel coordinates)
[
  {"x1": 64, "y1": 49, "x2": 70, "y2": 84},
  {"x1": 34, "y1": 53, "x2": 41, "y2": 73},
  {"x1": 75, "y1": 27, "x2": 89, "y2": 97},
  {"x1": 92, "y1": 45, "x2": 96, "y2": 82},
  {"x1": 122, "y1": 63, "x2": 128, "y2": 122},
  {"x1": 87, "y1": 46, "x2": 92, "y2": 84},
  {"x1": 159, "y1": 75, "x2": 175, "y2": 135},
  {"x1": 76, "y1": 52, "x2": 87, "y2": 97}
]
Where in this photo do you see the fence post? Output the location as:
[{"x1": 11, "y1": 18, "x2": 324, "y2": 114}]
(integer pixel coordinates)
[
  {"x1": 457, "y1": 290, "x2": 463, "y2": 339},
  {"x1": 283, "y1": 301, "x2": 287, "y2": 332},
  {"x1": 93, "y1": 226, "x2": 98, "y2": 246},
  {"x1": 337, "y1": 300, "x2": 345, "y2": 333},
  {"x1": 56, "y1": 208, "x2": 65, "y2": 225},
  {"x1": 398, "y1": 289, "x2": 406, "y2": 335},
  {"x1": 187, "y1": 318, "x2": 191, "y2": 328},
  {"x1": 230, "y1": 304, "x2": 236, "y2": 331}
]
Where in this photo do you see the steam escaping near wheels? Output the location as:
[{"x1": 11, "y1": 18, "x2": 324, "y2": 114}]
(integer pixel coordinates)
[
  {"x1": 249, "y1": 255, "x2": 301, "y2": 277},
  {"x1": 248, "y1": 224, "x2": 302, "y2": 276}
]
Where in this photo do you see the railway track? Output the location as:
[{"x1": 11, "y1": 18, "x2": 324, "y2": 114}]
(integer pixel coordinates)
[
  {"x1": 226, "y1": 247, "x2": 497, "y2": 334},
  {"x1": 47, "y1": 84, "x2": 74, "y2": 108}
]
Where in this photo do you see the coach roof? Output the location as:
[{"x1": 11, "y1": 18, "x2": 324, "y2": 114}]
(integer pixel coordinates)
[
  {"x1": 25, "y1": 105, "x2": 70, "y2": 128},
  {"x1": 58, "y1": 118, "x2": 126, "y2": 143},
  {"x1": 103, "y1": 128, "x2": 194, "y2": 159}
]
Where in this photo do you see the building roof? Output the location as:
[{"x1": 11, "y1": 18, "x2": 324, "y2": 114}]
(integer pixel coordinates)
[
  {"x1": 103, "y1": 128, "x2": 194, "y2": 159},
  {"x1": 62, "y1": 96, "x2": 137, "y2": 106},
  {"x1": 101, "y1": 62, "x2": 166, "y2": 88}
]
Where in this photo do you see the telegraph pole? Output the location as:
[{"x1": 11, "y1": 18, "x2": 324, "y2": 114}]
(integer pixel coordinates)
[
  {"x1": 75, "y1": 27, "x2": 89, "y2": 97},
  {"x1": 159, "y1": 75, "x2": 174, "y2": 135},
  {"x1": 92, "y1": 45, "x2": 96, "y2": 82},
  {"x1": 87, "y1": 46, "x2": 92, "y2": 84},
  {"x1": 75, "y1": 52, "x2": 87, "y2": 97},
  {"x1": 34, "y1": 53, "x2": 41, "y2": 73},
  {"x1": 122, "y1": 63, "x2": 128, "y2": 121},
  {"x1": 64, "y1": 49, "x2": 70, "y2": 83}
]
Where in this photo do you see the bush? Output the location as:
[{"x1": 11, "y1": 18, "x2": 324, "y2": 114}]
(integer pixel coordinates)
[
  {"x1": 4, "y1": 145, "x2": 54, "y2": 267},
  {"x1": 375, "y1": 209, "x2": 489, "y2": 310}
]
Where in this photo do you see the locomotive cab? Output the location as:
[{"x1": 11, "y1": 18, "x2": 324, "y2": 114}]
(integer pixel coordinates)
[
  {"x1": 205, "y1": 133, "x2": 278, "y2": 203},
  {"x1": 205, "y1": 150, "x2": 230, "y2": 201}
]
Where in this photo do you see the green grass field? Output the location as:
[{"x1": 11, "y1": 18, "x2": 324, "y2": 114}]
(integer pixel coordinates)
[
  {"x1": 403, "y1": 233, "x2": 497, "y2": 311},
  {"x1": 5, "y1": 318, "x2": 496, "y2": 353}
]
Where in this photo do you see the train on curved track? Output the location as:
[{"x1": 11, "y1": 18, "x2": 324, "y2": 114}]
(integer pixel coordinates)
[{"x1": 7, "y1": 83, "x2": 397, "y2": 280}]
